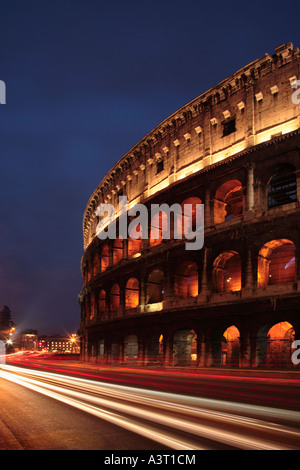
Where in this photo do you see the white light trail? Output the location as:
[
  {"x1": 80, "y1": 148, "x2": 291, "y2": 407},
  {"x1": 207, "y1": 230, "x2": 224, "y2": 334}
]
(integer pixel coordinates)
[{"x1": 0, "y1": 364, "x2": 299, "y2": 450}]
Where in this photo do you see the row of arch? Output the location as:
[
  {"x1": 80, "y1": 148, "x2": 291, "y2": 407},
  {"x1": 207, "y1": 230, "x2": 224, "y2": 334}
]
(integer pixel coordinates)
[
  {"x1": 84, "y1": 238, "x2": 296, "y2": 319},
  {"x1": 87, "y1": 321, "x2": 297, "y2": 368},
  {"x1": 83, "y1": 163, "x2": 298, "y2": 283}
]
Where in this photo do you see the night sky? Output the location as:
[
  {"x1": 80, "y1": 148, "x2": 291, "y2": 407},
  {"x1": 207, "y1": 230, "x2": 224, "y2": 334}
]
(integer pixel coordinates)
[{"x1": 0, "y1": 0, "x2": 299, "y2": 336}]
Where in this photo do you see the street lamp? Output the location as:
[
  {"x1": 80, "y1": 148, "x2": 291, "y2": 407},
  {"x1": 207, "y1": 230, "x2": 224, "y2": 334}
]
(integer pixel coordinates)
[{"x1": 69, "y1": 334, "x2": 79, "y2": 354}]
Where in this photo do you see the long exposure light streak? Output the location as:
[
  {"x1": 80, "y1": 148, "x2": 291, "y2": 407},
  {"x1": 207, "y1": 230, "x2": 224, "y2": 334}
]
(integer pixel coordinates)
[{"x1": 1, "y1": 364, "x2": 300, "y2": 450}]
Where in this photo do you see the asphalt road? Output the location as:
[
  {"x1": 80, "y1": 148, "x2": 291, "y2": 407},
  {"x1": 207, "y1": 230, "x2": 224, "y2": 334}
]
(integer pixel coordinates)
[
  {"x1": 1, "y1": 361, "x2": 300, "y2": 451},
  {"x1": 7, "y1": 356, "x2": 300, "y2": 411},
  {"x1": 0, "y1": 377, "x2": 166, "y2": 450}
]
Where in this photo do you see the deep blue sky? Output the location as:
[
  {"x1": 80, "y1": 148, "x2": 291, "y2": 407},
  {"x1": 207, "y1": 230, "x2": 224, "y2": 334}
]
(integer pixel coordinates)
[{"x1": 0, "y1": 0, "x2": 299, "y2": 336}]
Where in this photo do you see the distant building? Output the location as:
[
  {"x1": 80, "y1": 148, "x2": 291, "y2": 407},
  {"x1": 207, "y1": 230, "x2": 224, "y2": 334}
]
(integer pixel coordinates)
[
  {"x1": 38, "y1": 334, "x2": 80, "y2": 354},
  {"x1": 14, "y1": 330, "x2": 38, "y2": 351}
]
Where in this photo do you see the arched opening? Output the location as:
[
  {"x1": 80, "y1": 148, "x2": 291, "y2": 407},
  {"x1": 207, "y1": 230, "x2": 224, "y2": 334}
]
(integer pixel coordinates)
[
  {"x1": 222, "y1": 325, "x2": 240, "y2": 367},
  {"x1": 98, "y1": 289, "x2": 106, "y2": 315},
  {"x1": 92, "y1": 253, "x2": 99, "y2": 277},
  {"x1": 87, "y1": 261, "x2": 91, "y2": 282},
  {"x1": 101, "y1": 244, "x2": 109, "y2": 272},
  {"x1": 214, "y1": 179, "x2": 243, "y2": 224},
  {"x1": 113, "y1": 237, "x2": 123, "y2": 264},
  {"x1": 89, "y1": 295, "x2": 95, "y2": 320},
  {"x1": 175, "y1": 261, "x2": 198, "y2": 298},
  {"x1": 150, "y1": 210, "x2": 170, "y2": 246},
  {"x1": 267, "y1": 322, "x2": 295, "y2": 366},
  {"x1": 212, "y1": 251, "x2": 241, "y2": 292},
  {"x1": 146, "y1": 333, "x2": 164, "y2": 364},
  {"x1": 257, "y1": 239, "x2": 295, "y2": 287},
  {"x1": 173, "y1": 329, "x2": 197, "y2": 365},
  {"x1": 110, "y1": 284, "x2": 120, "y2": 312},
  {"x1": 179, "y1": 197, "x2": 202, "y2": 238},
  {"x1": 125, "y1": 278, "x2": 139, "y2": 309},
  {"x1": 257, "y1": 322, "x2": 295, "y2": 367},
  {"x1": 146, "y1": 269, "x2": 164, "y2": 304},
  {"x1": 128, "y1": 223, "x2": 143, "y2": 257},
  {"x1": 124, "y1": 335, "x2": 138, "y2": 363},
  {"x1": 268, "y1": 164, "x2": 297, "y2": 209}
]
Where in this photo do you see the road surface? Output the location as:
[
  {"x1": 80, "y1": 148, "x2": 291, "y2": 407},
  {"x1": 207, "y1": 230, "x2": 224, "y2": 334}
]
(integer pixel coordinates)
[
  {"x1": 1, "y1": 361, "x2": 300, "y2": 450},
  {"x1": 0, "y1": 373, "x2": 166, "y2": 450}
]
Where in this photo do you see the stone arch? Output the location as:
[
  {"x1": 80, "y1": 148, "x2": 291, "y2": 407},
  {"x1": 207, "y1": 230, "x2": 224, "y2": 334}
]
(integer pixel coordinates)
[
  {"x1": 89, "y1": 294, "x2": 95, "y2": 320},
  {"x1": 267, "y1": 163, "x2": 297, "y2": 209},
  {"x1": 179, "y1": 196, "x2": 202, "y2": 238},
  {"x1": 173, "y1": 329, "x2": 197, "y2": 366},
  {"x1": 98, "y1": 289, "x2": 106, "y2": 315},
  {"x1": 150, "y1": 208, "x2": 171, "y2": 246},
  {"x1": 113, "y1": 237, "x2": 123, "y2": 264},
  {"x1": 128, "y1": 222, "x2": 143, "y2": 257},
  {"x1": 92, "y1": 252, "x2": 99, "y2": 276},
  {"x1": 124, "y1": 334, "x2": 138, "y2": 363},
  {"x1": 257, "y1": 321, "x2": 295, "y2": 367},
  {"x1": 146, "y1": 269, "x2": 164, "y2": 304},
  {"x1": 214, "y1": 179, "x2": 243, "y2": 224},
  {"x1": 125, "y1": 278, "x2": 139, "y2": 309},
  {"x1": 175, "y1": 261, "x2": 198, "y2": 298},
  {"x1": 212, "y1": 251, "x2": 241, "y2": 292},
  {"x1": 101, "y1": 244, "x2": 109, "y2": 272},
  {"x1": 110, "y1": 284, "x2": 120, "y2": 312},
  {"x1": 257, "y1": 239, "x2": 295, "y2": 287},
  {"x1": 221, "y1": 325, "x2": 240, "y2": 367}
]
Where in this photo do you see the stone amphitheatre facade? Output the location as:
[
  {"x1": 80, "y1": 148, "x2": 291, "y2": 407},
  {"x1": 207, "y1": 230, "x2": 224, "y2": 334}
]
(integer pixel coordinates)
[{"x1": 79, "y1": 43, "x2": 300, "y2": 368}]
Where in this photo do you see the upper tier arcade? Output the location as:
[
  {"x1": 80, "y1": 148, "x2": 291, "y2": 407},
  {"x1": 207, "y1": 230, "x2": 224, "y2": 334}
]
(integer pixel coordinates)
[{"x1": 82, "y1": 43, "x2": 300, "y2": 250}]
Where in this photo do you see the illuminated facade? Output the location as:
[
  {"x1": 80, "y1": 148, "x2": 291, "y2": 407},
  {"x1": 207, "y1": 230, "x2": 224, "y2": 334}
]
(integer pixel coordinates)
[
  {"x1": 15, "y1": 330, "x2": 38, "y2": 351},
  {"x1": 79, "y1": 43, "x2": 300, "y2": 368},
  {"x1": 38, "y1": 335, "x2": 79, "y2": 354}
]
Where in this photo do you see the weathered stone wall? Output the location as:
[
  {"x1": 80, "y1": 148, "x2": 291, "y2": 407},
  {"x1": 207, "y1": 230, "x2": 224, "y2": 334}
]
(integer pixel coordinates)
[{"x1": 79, "y1": 44, "x2": 300, "y2": 368}]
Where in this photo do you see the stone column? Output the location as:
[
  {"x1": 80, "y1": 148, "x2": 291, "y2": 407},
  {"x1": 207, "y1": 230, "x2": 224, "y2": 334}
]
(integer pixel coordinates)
[
  {"x1": 119, "y1": 341, "x2": 124, "y2": 365},
  {"x1": 138, "y1": 336, "x2": 146, "y2": 366},
  {"x1": 108, "y1": 241, "x2": 113, "y2": 267},
  {"x1": 204, "y1": 188, "x2": 211, "y2": 228},
  {"x1": 247, "y1": 163, "x2": 255, "y2": 211},
  {"x1": 204, "y1": 337, "x2": 212, "y2": 367},
  {"x1": 123, "y1": 238, "x2": 128, "y2": 259},
  {"x1": 196, "y1": 332, "x2": 205, "y2": 367},
  {"x1": 163, "y1": 334, "x2": 173, "y2": 367},
  {"x1": 139, "y1": 272, "x2": 146, "y2": 310},
  {"x1": 165, "y1": 265, "x2": 176, "y2": 301},
  {"x1": 212, "y1": 199, "x2": 227, "y2": 224},
  {"x1": 245, "y1": 247, "x2": 253, "y2": 289},
  {"x1": 119, "y1": 281, "x2": 125, "y2": 316},
  {"x1": 249, "y1": 336, "x2": 258, "y2": 368},
  {"x1": 199, "y1": 247, "x2": 208, "y2": 297},
  {"x1": 239, "y1": 332, "x2": 251, "y2": 367}
]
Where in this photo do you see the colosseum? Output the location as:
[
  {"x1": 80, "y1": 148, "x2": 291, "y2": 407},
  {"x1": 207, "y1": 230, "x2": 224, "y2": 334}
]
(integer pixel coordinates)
[{"x1": 79, "y1": 43, "x2": 300, "y2": 369}]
